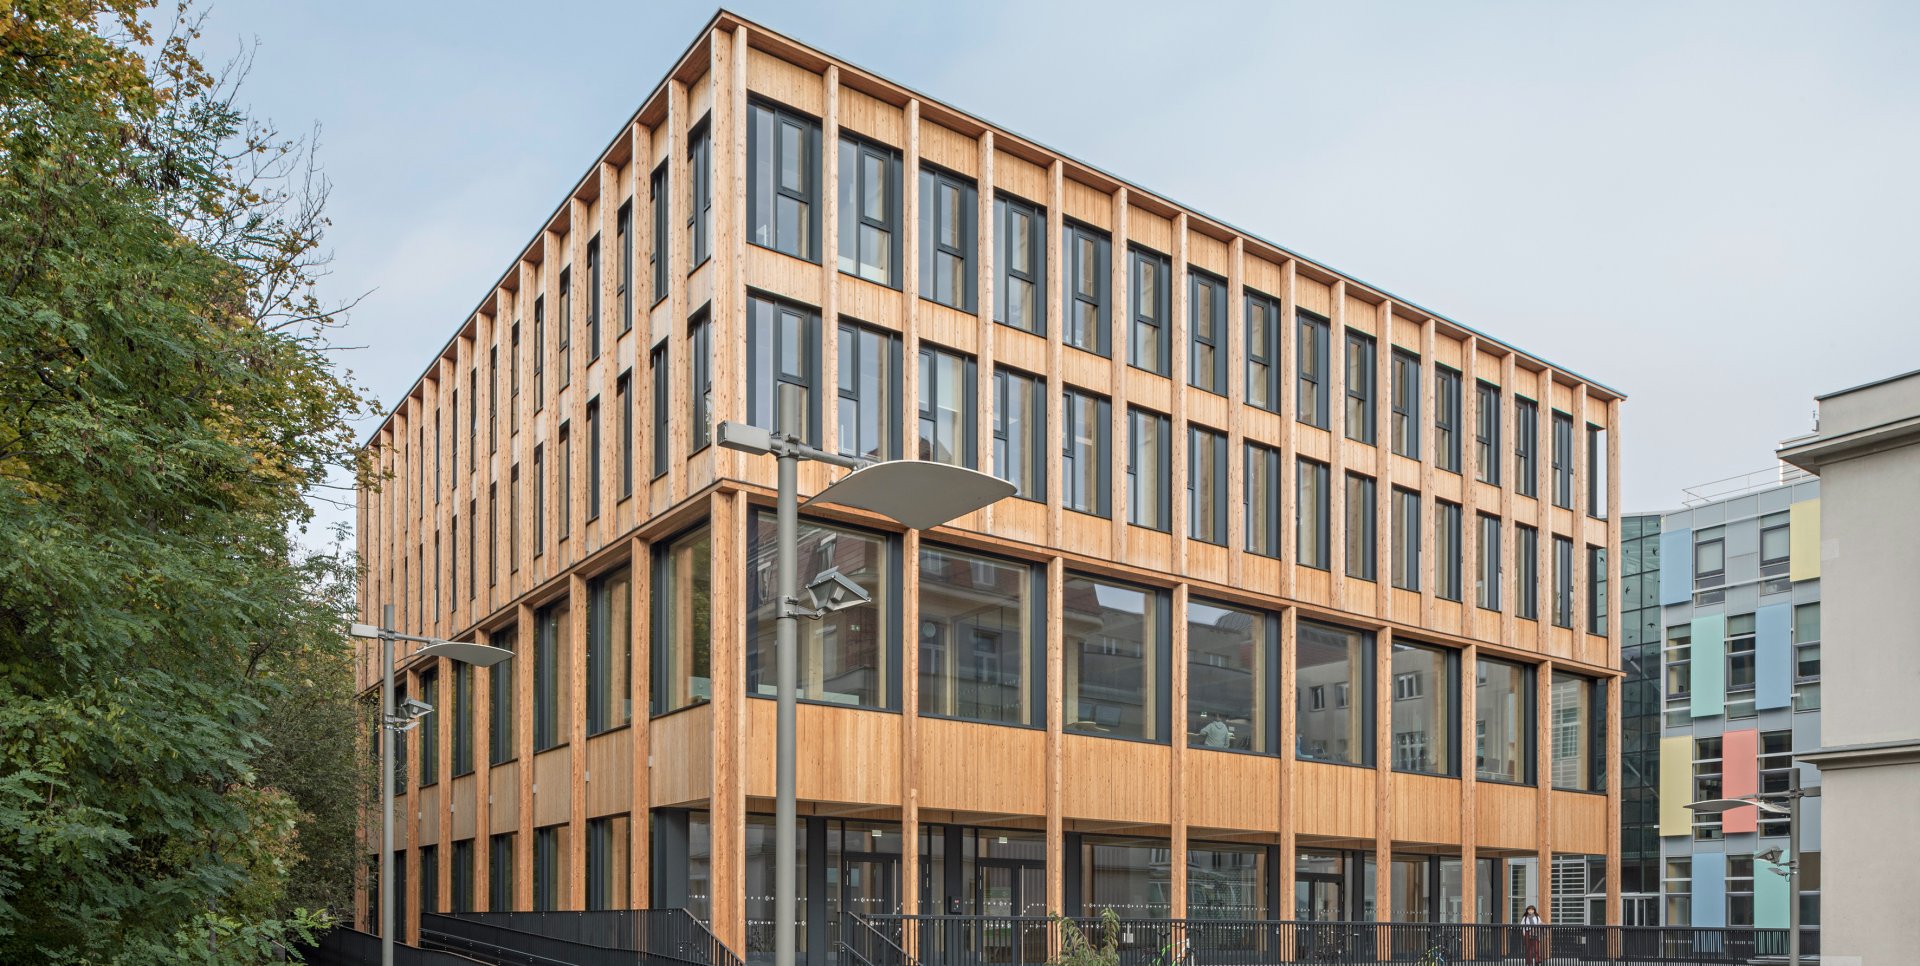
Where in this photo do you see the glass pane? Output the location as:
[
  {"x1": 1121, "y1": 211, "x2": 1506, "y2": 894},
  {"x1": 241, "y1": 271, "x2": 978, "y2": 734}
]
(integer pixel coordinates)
[
  {"x1": 939, "y1": 184, "x2": 960, "y2": 248},
  {"x1": 1390, "y1": 641, "x2": 1451, "y2": 774},
  {"x1": 1076, "y1": 237, "x2": 1096, "y2": 297},
  {"x1": 863, "y1": 153, "x2": 885, "y2": 220},
  {"x1": 1476, "y1": 658, "x2": 1532, "y2": 782},
  {"x1": 1189, "y1": 843, "x2": 1265, "y2": 919},
  {"x1": 776, "y1": 195, "x2": 803, "y2": 255},
  {"x1": 1010, "y1": 209, "x2": 1030, "y2": 272},
  {"x1": 919, "y1": 545, "x2": 1032, "y2": 723},
  {"x1": 780, "y1": 121, "x2": 804, "y2": 191},
  {"x1": 747, "y1": 515, "x2": 891, "y2": 707},
  {"x1": 1188, "y1": 599, "x2": 1267, "y2": 752},
  {"x1": 860, "y1": 225, "x2": 890, "y2": 284},
  {"x1": 1551, "y1": 672, "x2": 1597, "y2": 790},
  {"x1": 1296, "y1": 619, "x2": 1368, "y2": 764},
  {"x1": 1063, "y1": 575, "x2": 1161, "y2": 740}
]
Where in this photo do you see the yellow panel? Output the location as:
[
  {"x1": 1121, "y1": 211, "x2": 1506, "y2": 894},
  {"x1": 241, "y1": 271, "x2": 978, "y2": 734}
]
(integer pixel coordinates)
[
  {"x1": 1659, "y1": 736, "x2": 1693, "y2": 837},
  {"x1": 1790, "y1": 499, "x2": 1821, "y2": 581}
]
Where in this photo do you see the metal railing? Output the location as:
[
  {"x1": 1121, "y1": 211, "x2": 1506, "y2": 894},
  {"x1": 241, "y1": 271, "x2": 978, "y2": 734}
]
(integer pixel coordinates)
[
  {"x1": 429, "y1": 910, "x2": 745, "y2": 966},
  {"x1": 840, "y1": 912, "x2": 919, "y2": 966},
  {"x1": 863, "y1": 916, "x2": 1820, "y2": 966},
  {"x1": 305, "y1": 926, "x2": 488, "y2": 966}
]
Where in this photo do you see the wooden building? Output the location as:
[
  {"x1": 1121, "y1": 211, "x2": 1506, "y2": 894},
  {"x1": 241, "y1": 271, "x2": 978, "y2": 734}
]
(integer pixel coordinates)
[{"x1": 355, "y1": 9, "x2": 1625, "y2": 955}]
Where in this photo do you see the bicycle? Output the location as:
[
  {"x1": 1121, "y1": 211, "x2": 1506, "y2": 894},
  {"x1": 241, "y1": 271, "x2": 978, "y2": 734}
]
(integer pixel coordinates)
[
  {"x1": 1151, "y1": 933, "x2": 1194, "y2": 966},
  {"x1": 1416, "y1": 938, "x2": 1448, "y2": 966}
]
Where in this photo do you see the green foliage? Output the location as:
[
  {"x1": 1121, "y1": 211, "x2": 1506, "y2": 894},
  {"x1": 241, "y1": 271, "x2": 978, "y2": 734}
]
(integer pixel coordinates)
[
  {"x1": 0, "y1": 1, "x2": 374, "y2": 962},
  {"x1": 1050, "y1": 910, "x2": 1122, "y2": 966}
]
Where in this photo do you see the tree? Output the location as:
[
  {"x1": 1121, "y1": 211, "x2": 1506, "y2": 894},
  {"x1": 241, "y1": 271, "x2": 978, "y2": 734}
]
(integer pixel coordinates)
[{"x1": 0, "y1": 1, "x2": 374, "y2": 961}]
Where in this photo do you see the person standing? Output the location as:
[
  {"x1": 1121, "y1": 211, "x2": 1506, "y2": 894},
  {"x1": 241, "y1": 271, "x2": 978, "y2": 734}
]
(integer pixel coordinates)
[{"x1": 1519, "y1": 905, "x2": 1544, "y2": 966}]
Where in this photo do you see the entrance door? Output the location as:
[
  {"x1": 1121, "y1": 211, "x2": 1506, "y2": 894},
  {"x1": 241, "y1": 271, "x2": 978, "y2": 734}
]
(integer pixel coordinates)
[
  {"x1": 973, "y1": 859, "x2": 1047, "y2": 966},
  {"x1": 1294, "y1": 875, "x2": 1343, "y2": 921},
  {"x1": 833, "y1": 852, "x2": 899, "y2": 966}
]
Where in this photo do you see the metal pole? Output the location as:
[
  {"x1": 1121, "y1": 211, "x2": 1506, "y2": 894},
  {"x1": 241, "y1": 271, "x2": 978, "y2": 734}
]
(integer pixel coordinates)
[
  {"x1": 775, "y1": 394, "x2": 801, "y2": 966},
  {"x1": 1788, "y1": 767, "x2": 1801, "y2": 966},
  {"x1": 381, "y1": 603, "x2": 396, "y2": 966}
]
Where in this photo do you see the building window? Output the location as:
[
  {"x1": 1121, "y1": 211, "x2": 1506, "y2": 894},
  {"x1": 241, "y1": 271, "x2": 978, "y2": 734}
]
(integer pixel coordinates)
[
  {"x1": 1246, "y1": 290, "x2": 1280, "y2": 411},
  {"x1": 747, "y1": 294, "x2": 821, "y2": 445},
  {"x1": 1345, "y1": 330, "x2": 1376, "y2": 443},
  {"x1": 1062, "y1": 389, "x2": 1112, "y2": 518},
  {"x1": 992, "y1": 366, "x2": 1045, "y2": 501},
  {"x1": 489, "y1": 345, "x2": 500, "y2": 453},
  {"x1": 532, "y1": 444, "x2": 545, "y2": 553},
  {"x1": 1760, "y1": 511, "x2": 1791, "y2": 576},
  {"x1": 838, "y1": 135, "x2": 901, "y2": 286},
  {"x1": 1082, "y1": 836, "x2": 1176, "y2": 918},
  {"x1": 1476, "y1": 657, "x2": 1534, "y2": 784},
  {"x1": 418, "y1": 670, "x2": 439, "y2": 786},
  {"x1": 1189, "y1": 270, "x2": 1227, "y2": 394},
  {"x1": 995, "y1": 194, "x2": 1046, "y2": 334},
  {"x1": 919, "y1": 544, "x2": 1041, "y2": 725},
  {"x1": 489, "y1": 631, "x2": 515, "y2": 765},
  {"x1": 1477, "y1": 513, "x2": 1501, "y2": 611},
  {"x1": 557, "y1": 422, "x2": 571, "y2": 542},
  {"x1": 1435, "y1": 366, "x2": 1462, "y2": 473},
  {"x1": 1664, "y1": 858, "x2": 1692, "y2": 926},
  {"x1": 1296, "y1": 619, "x2": 1373, "y2": 765},
  {"x1": 748, "y1": 101, "x2": 820, "y2": 261},
  {"x1": 490, "y1": 833, "x2": 516, "y2": 912},
  {"x1": 1246, "y1": 443, "x2": 1282, "y2": 558},
  {"x1": 1128, "y1": 407, "x2": 1170, "y2": 531},
  {"x1": 586, "y1": 235, "x2": 603, "y2": 359},
  {"x1": 1391, "y1": 640, "x2": 1457, "y2": 775},
  {"x1": 1587, "y1": 425, "x2": 1608, "y2": 518},
  {"x1": 1187, "y1": 842, "x2": 1268, "y2": 919},
  {"x1": 747, "y1": 513, "x2": 894, "y2": 709},
  {"x1": 533, "y1": 825, "x2": 564, "y2": 911},
  {"x1": 1727, "y1": 854, "x2": 1755, "y2": 927},
  {"x1": 838, "y1": 322, "x2": 900, "y2": 461},
  {"x1": 419, "y1": 843, "x2": 438, "y2": 917},
  {"x1": 509, "y1": 463, "x2": 520, "y2": 571},
  {"x1": 586, "y1": 566, "x2": 632, "y2": 736},
  {"x1": 1064, "y1": 221, "x2": 1111, "y2": 355},
  {"x1": 1794, "y1": 602, "x2": 1821, "y2": 712},
  {"x1": 1552, "y1": 535, "x2": 1574, "y2": 628},
  {"x1": 509, "y1": 321, "x2": 521, "y2": 426},
  {"x1": 556, "y1": 268, "x2": 573, "y2": 391},
  {"x1": 1588, "y1": 545, "x2": 1608, "y2": 636},
  {"x1": 650, "y1": 163, "x2": 669, "y2": 304},
  {"x1": 1551, "y1": 411, "x2": 1574, "y2": 509},
  {"x1": 1390, "y1": 349, "x2": 1420, "y2": 458},
  {"x1": 618, "y1": 370, "x2": 633, "y2": 497},
  {"x1": 1435, "y1": 500, "x2": 1463, "y2": 602},
  {"x1": 1515, "y1": 524, "x2": 1539, "y2": 620},
  {"x1": 1346, "y1": 473, "x2": 1377, "y2": 581},
  {"x1": 1189, "y1": 426, "x2": 1228, "y2": 544},
  {"x1": 1726, "y1": 612, "x2": 1757, "y2": 718},
  {"x1": 1296, "y1": 458, "x2": 1330, "y2": 570},
  {"x1": 1129, "y1": 247, "x2": 1171, "y2": 375},
  {"x1": 652, "y1": 526, "x2": 711, "y2": 715},
  {"x1": 450, "y1": 838, "x2": 474, "y2": 913},
  {"x1": 1515, "y1": 397, "x2": 1538, "y2": 497},
  {"x1": 1693, "y1": 736, "x2": 1723, "y2": 840},
  {"x1": 690, "y1": 312, "x2": 711, "y2": 451},
  {"x1": 586, "y1": 398, "x2": 602, "y2": 521},
  {"x1": 488, "y1": 484, "x2": 498, "y2": 587},
  {"x1": 1391, "y1": 487, "x2": 1421, "y2": 591},
  {"x1": 1758, "y1": 731, "x2": 1794, "y2": 837},
  {"x1": 1694, "y1": 527, "x2": 1726, "y2": 593},
  {"x1": 1664, "y1": 625, "x2": 1693, "y2": 728},
  {"x1": 1550, "y1": 672, "x2": 1604, "y2": 791},
  {"x1": 689, "y1": 121, "x2": 712, "y2": 268},
  {"x1": 1296, "y1": 310, "x2": 1330, "y2": 429},
  {"x1": 586, "y1": 815, "x2": 631, "y2": 911},
  {"x1": 918, "y1": 344, "x2": 977, "y2": 467},
  {"x1": 1063, "y1": 574, "x2": 1168, "y2": 742},
  {"x1": 1189, "y1": 599, "x2": 1274, "y2": 753},
  {"x1": 1476, "y1": 381, "x2": 1501, "y2": 485},
  {"x1": 616, "y1": 200, "x2": 633, "y2": 333},
  {"x1": 533, "y1": 601, "x2": 569, "y2": 752},
  {"x1": 650, "y1": 341, "x2": 669, "y2": 477},
  {"x1": 919, "y1": 165, "x2": 977, "y2": 310}
]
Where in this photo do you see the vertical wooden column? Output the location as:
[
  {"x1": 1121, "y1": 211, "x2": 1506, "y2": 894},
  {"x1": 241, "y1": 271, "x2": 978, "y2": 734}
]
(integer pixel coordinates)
[
  {"x1": 1170, "y1": 214, "x2": 1190, "y2": 573},
  {"x1": 1277, "y1": 606, "x2": 1298, "y2": 924},
  {"x1": 1373, "y1": 625, "x2": 1391, "y2": 924},
  {"x1": 1225, "y1": 239, "x2": 1246, "y2": 585},
  {"x1": 1417, "y1": 320, "x2": 1438, "y2": 623},
  {"x1": 405, "y1": 659, "x2": 421, "y2": 943},
  {"x1": 1604, "y1": 396, "x2": 1623, "y2": 926},
  {"x1": 1461, "y1": 338, "x2": 1481, "y2": 639},
  {"x1": 1572, "y1": 384, "x2": 1589, "y2": 650},
  {"x1": 1045, "y1": 556, "x2": 1066, "y2": 918},
  {"x1": 708, "y1": 488, "x2": 747, "y2": 949},
  {"x1": 665, "y1": 78, "x2": 689, "y2": 504},
  {"x1": 1108, "y1": 189, "x2": 1130, "y2": 555},
  {"x1": 975, "y1": 131, "x2": 997, "y2": 495},
  {"x1": 1328, "y1": 281, "x2": 1348, "y2": 599},
  {"x1": 716, "y1": 24, "x2": 748, "y2": 482},
  {"x1": 818, "y1": 66, "x2": 841, "y2": 472},
  {"x1": 630, "y1": 534, "x2": 653, "y2": 908},
  {"x1": 515, "y1": 604, "x2": 536, "y2": 909},
  {"x1": 901, "y1": 527, "x2": 922, "y2": 924},
  {"x1": 475, "y1": 624, "x2": 494, "y2": 910},
  {"x1": 1044, "y1": 161, "x2": 1065, "y2": 547},
  {"x1": 1533, "y1": 370, "x2": 1555, "y2": 655},
  {"x1": 1535, "y1": 658, "x2": 1554, "y2": 921},
  {"x1": 1374, "y1": 303, "x2": 1392, "y2": 617},
  {"x1": 1276, "y1": 260, "x2": 1297, "y2": 601},
  {"x1": 439, "y1": 650, "x2": 454, "y2": 914},
  {"x1": 901, "y1": 98, "x2": 921, "y2": 473},
  {"x1": 567, "y1": 571, "x2": 589, "y2": 910},
  {"x1": 1460, "y1": 641, "x2": 1480, "y2": 926},
  {"x1": 1169, "y1": 583, "x2": 1190, "y2": 918}
]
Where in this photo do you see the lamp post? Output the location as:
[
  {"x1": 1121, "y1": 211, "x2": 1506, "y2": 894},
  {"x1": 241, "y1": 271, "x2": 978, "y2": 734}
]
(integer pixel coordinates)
[
  {"x1": 351, "y1": 607, "x2": 514, "y2": 966},
  {"x1": 718, "y1": 401, "x2": 1014, "y2": 966},
  {"x1": 1686, "y1": 768, "x2": 1818, "y2": 966}
]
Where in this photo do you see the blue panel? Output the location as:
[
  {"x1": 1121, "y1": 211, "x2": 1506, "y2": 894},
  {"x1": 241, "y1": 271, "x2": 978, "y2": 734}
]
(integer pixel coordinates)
[
  {"x1": 1693, "y1": 852, "x2": 1727, "y2": 927},
  {"x1": 1756, "y1": 603, "x2": 1792, "y2": 710},
  {"x1": 1660, "y1": 528, "x2": 1693, "y2": 605},
  {"x1": 1756, "y1": 857, "x2": 1790, "y2": 927}
]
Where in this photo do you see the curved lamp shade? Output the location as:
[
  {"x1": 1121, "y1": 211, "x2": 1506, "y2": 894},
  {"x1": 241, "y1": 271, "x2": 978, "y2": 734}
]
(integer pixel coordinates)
[
  {"x1": 416, "y1": 639, "x2": 514, "y2": 668},
  {"x1": 807, "y1": 460, "x2": 1016, "y2": 531},
  {"x1": 1687, "y1": 797, "x2": 1790, "y2": 816}
]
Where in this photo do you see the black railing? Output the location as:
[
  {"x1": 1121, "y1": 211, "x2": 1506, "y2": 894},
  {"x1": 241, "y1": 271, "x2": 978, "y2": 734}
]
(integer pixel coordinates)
[
  {"x1": 864, "y1": 916, "x2": 1820, "y2": 966},
  {"x1": 305, "y1": 926, "x2": 488, "y2": 966},
  {"x1": 840, "y1": 913, "x2": 918, "y2": 966},
  {"x1": 432, "y1": 910, "x2": 744, "y2": 966}
]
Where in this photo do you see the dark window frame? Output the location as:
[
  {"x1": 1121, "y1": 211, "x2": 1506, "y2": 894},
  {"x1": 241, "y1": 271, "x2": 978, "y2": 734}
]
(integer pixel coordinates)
[
  {"x1": 650, "y1": 163, "x2": 670, "y2": 305},
  {"x1": 747, "y1": 99, "x2": 822, "y2": 262},
  {"x1": 746, "y1": 293, "x2": 823, "y2": 446},
  {"x1": 1296, "y1": 309, "x2": 1330, "y2": 429},
  {"x1": 1344, "y1": 329, "x2": 1377, "y2": 444},
  {"x1": 994, "y1": 192, "x2": 1047, "y2": 335},
  {"x1": 1127, "y1": 406, "x2": 1172, "y2": 532},
  {"x1": 1063, "y1": 388, "x2": 1113, "y2": 519},
  {"x1": 1435, "y1": 365, "x2": 1462, "y2": 474},
  {"x1": 1475, "y1": 381, "x2": 1501, "y2": 485},
  {"x1": 1245, "y1": 289, "x2": 1281, "y2": 412},
  {"x1": 1064, "y1": 220, "x2": 1112, "y2": 356},
  {"x1": 689, "y1": 119, "x2": 713, "y2": 268},
  {"x1": 993, "y1": 365, "x2": 1046, "y2": 502},
  {"x1": 1128, "y1": 246, "x2": 1172, "y2": 376},
  {"x1": 837, "y1": 132, "x2": 902, "y2": 288},
  {"x1": 1188, "y1": 424, "x2": 1228, "y2": 545},
  {"x1": 1188, "y1": 269, "x2": 1227, "y2": 395},
  {"x1": 1246, "y1": 442, "x2": 1282, "y2": 558},
  {"x1": 1390, "y1": 348, "x2": 1421, "y2": 459},
  {"x1": 919, "y1": 163, "x2": 978, "y2": 311}
]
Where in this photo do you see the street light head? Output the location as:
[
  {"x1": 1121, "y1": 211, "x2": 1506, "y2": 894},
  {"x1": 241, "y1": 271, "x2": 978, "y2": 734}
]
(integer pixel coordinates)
[
  {"x1": 1756, "y1": 847, "x2": 1786, "y2": 865},
  {"x1": 805, "y1": 568, "x2": 872, "y2": 614},
  {"x1": 716, "y1": 420, "x2": 774, "y2": 456},
  {"x1": 397, "y1": 697, "x2": 434, "y2": 720},
  {"x1": 416, "y1": 639, "x2": 514, "y2": 668},
  {"x1": 807, "y1": 460, "x2": 1016, "y2": 530},
  {"x1": 349, "y1": 623, "x2": 384, "y2": 640}
]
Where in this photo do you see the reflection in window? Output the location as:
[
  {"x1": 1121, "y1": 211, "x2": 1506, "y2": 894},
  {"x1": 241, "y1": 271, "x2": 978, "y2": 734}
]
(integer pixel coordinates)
[
  {"x1": 748, "y1": 102, "x2": 819, "y2": 260},
  {"x1": 652, "y1": 527, "x2": 711, "y2": 715},
  {"x1": 993, "y1": 367, "x2": 1045, "y2": 500},
  {"x1": 586, "y1": 566, "x2": 632, "y2": 735},
  {"x1": 1476, "y1": 657, "x2": 1534, "y2": 783},
  {"x1": 1063, "y1": 574, "x2": 1165, "y2": 741},
  {"x1": 1391, "y1": 640, "x2": 1456, "y2": 775},
  {"x1": 1082, "y1": 836, "x2": 1172, "y2": 918},
  {"x1": 918, "y1": 544, "x2": 1037, "y2": 725},
  {"x1": 1065, "y1": 222, "x2": 1112, "y2": 355},
  {"x1": 838, "y1": 136, "x2": 899, "y2": 286},
  {"x1": 747, "y1": 514, "x2": 892, "y2": 709},
  {"x1": 918, "y1": 345, "x2": 977, "y2": 467},
  {"x1": 838, "y1": 323, "x2": 899, "y2": 461},
  {"x1": 1551, "y1": 671, "x2": 1604, "y2": 791},
  {"x1": 1189, "y1": 842, "x2": 1267, "y2": 919},
  {"x1": 1296, "y1": 619, "x2": 1372, "y2": 765},
  {"x1": 1188, "y1": 599, "x2": 1270, "y2": 752}
]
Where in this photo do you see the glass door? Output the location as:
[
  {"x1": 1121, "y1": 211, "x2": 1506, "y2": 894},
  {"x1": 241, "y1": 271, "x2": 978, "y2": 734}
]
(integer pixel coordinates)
[{"x1": 974, "y1": 858, "x2": 1047, "y2": 966}]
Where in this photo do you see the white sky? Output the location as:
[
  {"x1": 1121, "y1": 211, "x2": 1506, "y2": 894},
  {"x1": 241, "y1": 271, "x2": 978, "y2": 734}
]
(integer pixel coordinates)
[{"x1": 200, "y1": 1, "x2": 1920, "y2": 543}]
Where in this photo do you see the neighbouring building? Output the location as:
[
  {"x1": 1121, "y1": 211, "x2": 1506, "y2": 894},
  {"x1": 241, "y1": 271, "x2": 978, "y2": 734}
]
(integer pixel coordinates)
[
  {"x1": 1626, "y1": 471, "x2": 1824, "y2": 931},
  {"x1": 354, "y1": 10, "x2": 1625, "y2": 958},
  {"x1": 1781, "y1": 368, "x2": 1920, "y2": 966}
]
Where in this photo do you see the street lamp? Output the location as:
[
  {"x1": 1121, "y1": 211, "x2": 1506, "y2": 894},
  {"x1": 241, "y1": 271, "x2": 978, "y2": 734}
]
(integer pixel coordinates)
[
  {"x1": 718, "y1": 405, "x2": 1014, "y2": 966},
  {"x1": 1686, "y1": 768, "x2": 1818, "y2": 966},
  {"x1": 351, "y1": 606, "x2": 513, "y2": 966}
]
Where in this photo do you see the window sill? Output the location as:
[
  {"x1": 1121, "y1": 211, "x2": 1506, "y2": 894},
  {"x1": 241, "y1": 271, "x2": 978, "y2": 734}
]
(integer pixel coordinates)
[
  {"x1": 1392, "y1": 767, "x2": 1461, "y2": 780},
  {"x1": 651, "y1": 698, "x2": 711, "y2": 721},
  {"x1": 452, "y1": 768, "x2": 477, "y2": 781},
  {"x1": 1065, "y1": 726, "x2": 1169, "y2": 747},
  {"x1": 1475, "y1": 775, "x2": 1537, "y2": 788},
  {"x1": 745, "y1": 691, "x2": 899, "y2": 714},
  {"x1": 1551, "y1": 785, "x2": 1608, "y2": 797},
  {"x1": 688, "y1": 255, "x2": 711, "y2": 276},
  {"x1": 1064, "y1": 341, "x2": 1110, "y2": 361},
  {"x1": 1189, "y1": 383, "x2": 1226, "y2": 398},
  {"x1": 1296, "y1": 417, "x2": 1330, "y2": 432},
  {"x1": 994, "y1": 317, "x2": 1045, "y2": 339},
  {"x1": 1296, "y1": 754, "x2": 1373, "y2": 770},
  {"x1": 533, "y1": 743, "x2": 569, "y2": 755},
  {"x1": 586, "y1": 723, "x2": 633, "y2": 739},
  {"x1": 919, "y1": 711, "x2": 1043, "y2": 732},
  {"x1": 838, "y1": 267, "x2": 900, "y2": 291},
  {"x1": 1128, "y1": 522, "x2": 1171, "y2": 535},
  {"x1": 918, "y1": 293, "x2": 975, "y2": 314},
  {"x1": 488, "y1": 757, "x2": 518, "y2": 768},
  {"x1": 1190, "y1": 743, "x2": 1276, "y2": 759},
  {"x1": 1065, "y1": 507, "x2": 1111, "y2": 521},
  {"x1": 1127, "y1": 362, "x2": 1170, "y2": 380},
  {"x1": 751, "y1": 240, "x2": 821, "y2": 267}
]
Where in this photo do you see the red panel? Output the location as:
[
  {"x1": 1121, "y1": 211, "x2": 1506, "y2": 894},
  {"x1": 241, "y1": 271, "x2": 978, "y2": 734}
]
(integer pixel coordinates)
[{"x1": 1722, "y1": 728, "x2": 1758, "y2": 835}]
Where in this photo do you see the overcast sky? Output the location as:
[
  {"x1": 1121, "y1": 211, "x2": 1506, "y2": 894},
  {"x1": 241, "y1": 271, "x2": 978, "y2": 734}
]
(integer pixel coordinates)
[{"x1": 201, "y1": 1, "x2": 1920, "y2": 543}]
